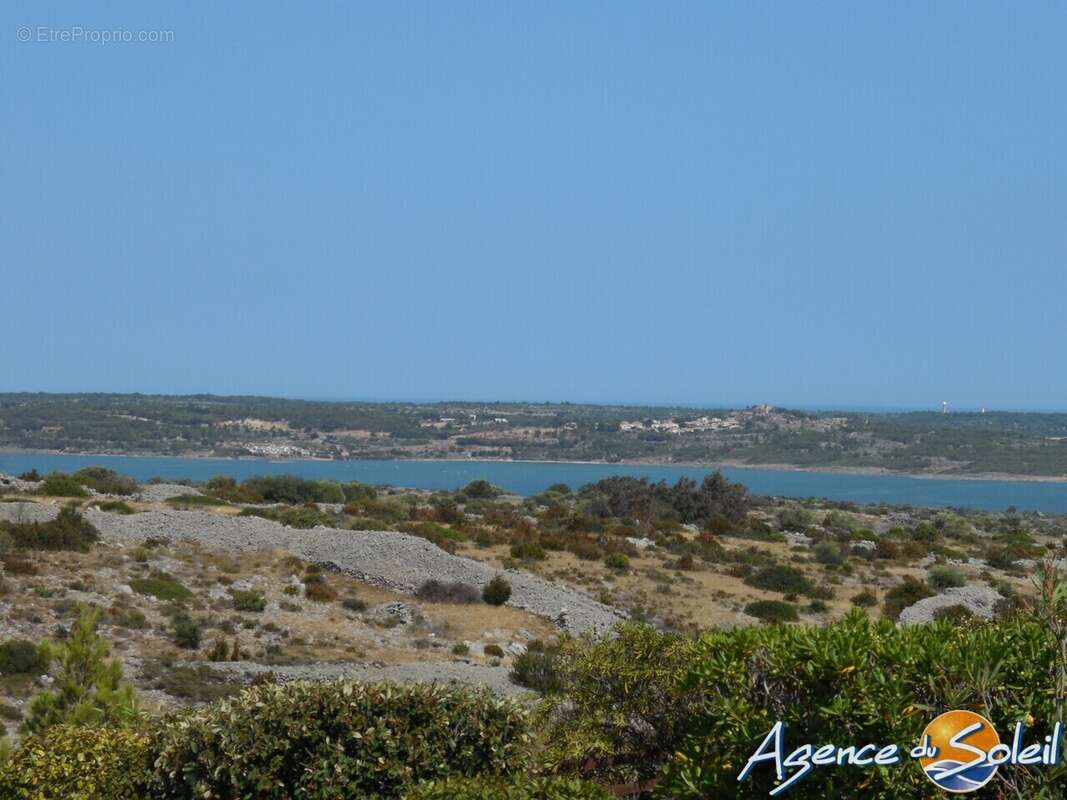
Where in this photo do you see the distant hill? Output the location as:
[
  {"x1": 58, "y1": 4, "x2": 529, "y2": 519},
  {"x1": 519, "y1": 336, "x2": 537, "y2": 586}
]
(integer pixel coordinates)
[{"x1": 2, "y1": 393, "x2": 1067, "y2": 477}]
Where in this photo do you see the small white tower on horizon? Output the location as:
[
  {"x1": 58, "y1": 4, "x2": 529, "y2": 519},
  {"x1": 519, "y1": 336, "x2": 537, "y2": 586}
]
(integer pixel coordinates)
[{"x1": 942, "y1": 400, "x2": 949, "y2": 415}]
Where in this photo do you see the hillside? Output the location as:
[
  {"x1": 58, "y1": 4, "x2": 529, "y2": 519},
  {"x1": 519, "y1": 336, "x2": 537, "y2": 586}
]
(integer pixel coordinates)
[{"x1": 4, "y1": 393, "x2": 1067, "y2": 477}]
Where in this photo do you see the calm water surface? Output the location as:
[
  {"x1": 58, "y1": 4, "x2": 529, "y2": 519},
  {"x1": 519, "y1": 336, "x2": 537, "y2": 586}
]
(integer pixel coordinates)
[{"x1": 2, "y1": 453, "x2": 1065, "y2": 512}]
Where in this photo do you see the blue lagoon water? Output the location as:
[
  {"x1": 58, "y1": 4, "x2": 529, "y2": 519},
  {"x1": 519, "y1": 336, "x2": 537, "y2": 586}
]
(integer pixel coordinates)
[{"x1": 1, "y1": 453, "x2": 1064, "y2": 512}]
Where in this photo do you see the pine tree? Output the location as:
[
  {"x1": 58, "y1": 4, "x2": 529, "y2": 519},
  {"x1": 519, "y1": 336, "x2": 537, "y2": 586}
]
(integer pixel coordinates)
[{"x1": 21, "y1": 605, "x2": 140, "y2": 734}]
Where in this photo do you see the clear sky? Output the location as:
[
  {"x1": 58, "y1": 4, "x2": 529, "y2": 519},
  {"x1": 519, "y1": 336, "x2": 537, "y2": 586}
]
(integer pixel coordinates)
[{"x1": 3, "y1": 3, "x2": 1065, "y2": 410}]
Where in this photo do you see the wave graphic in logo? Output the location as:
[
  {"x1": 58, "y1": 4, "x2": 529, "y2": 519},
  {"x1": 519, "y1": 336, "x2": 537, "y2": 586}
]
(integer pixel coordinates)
[{"x1": 919, "y1": 710, "x2": 1000, "y2": 793}]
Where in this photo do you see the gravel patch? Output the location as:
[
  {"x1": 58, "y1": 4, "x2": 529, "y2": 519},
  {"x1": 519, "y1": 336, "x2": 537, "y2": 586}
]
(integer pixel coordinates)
[
  {"x1": 136, "y1": 483, "x2": 202, "y2": 502},
  {"x1": 0, "y1": 474, "x2": 43, "y2": 494},
  {"x1": 0, "y1": 500, "x2": 64, "y2": 524},
  {"x1": 7, "y1": 503, "x2": 625, "y2": 636},
  {"x1": 898, "y1": 586, "x2": 1004, "y2": 625}
]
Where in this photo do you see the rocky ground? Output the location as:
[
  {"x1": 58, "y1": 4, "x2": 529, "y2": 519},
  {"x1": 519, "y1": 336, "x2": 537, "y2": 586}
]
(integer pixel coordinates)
[
  {"x1": 2, "y1": 472, "x2": 1062, "y2": 741},
  {"x1": 0, "y1": 501, "x2": 624, "y2": 637}
]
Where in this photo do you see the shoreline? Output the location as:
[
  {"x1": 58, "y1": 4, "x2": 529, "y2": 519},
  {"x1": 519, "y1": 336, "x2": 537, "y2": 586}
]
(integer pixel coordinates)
[{"x1": 2, "y1": 447, "x2": 1067, "y2": 485}]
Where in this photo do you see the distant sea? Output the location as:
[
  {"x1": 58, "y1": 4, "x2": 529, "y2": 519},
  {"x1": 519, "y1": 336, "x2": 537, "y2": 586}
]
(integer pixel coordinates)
[{"x1": 2, "y1": 453, "x2": 1066, "y2": 512}]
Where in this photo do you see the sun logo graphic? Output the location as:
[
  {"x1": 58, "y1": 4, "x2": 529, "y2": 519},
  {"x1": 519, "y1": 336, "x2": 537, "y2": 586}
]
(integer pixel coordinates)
[{"x1": 917, "y1": 710, "x2": 1000, "y2": 793}]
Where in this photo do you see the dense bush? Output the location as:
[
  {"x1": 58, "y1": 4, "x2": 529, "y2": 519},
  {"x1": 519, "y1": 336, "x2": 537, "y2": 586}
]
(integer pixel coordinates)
[
  {"x1": 93, "y1": 499, "x2": 135, "y2": 514},
  {"x1": 540, "y1": 624, "x2": 701, "y2": 786},
  {"x1": 0, "y1": 725, "x2": 150, "y2": 800},
  {"x1": 743, "y1": 564, "x2": 811, "y2": 595},
  {"x1": 415, "y1": 579, "x2": 481, "y2": 604},
  {"x1": 812, "y1": 540, "x2": 846, "y2": 566},
  {"x1": 406, "y1": 776, "x2": 613, "y2": 800},
  {"x1": 232, "y1": 589, "x2": 267, "y2": 612},
  {"x1": 661, "y1": 613, "x2": 1067, "y2": 798},
  {"x1": 241, "y1": 474, "x2": 345, "y2": 504},
  {"x1": 482, "y1": 575, "x2": 512, "y2": 606},
  {"x1": 744, "y1": 599, "x2": 799, "y2": 623},
  {"x1": 128, "y1": 573, "x2": 192, "y2": 602},
  {"x1": 170, "y1": 614, "x2": 202, "y2": 649},
  {"x1": 149, "y1": 681, "x2": 531, "y2": 799},
  {"x1": 238, "y1": 504, "x2": 338, "y2": 528},
  {"x1": 927, "y1": 563, "x2": 966, "y2": 589},
  {"x1": 882, "y1": 575, "x2": 933, "y2": 620},
  {"x1": 603, "y1": 552, "x2": 630, "y2": 572},
  {"x1": 0, "y1": 639, "x2": 46, "y2": 675},
  {"x1": 576, "y1": 471, "x2": 748, "y2": 526},
  {"x1": 509, "y1": 641, "x2": 563, "y2": 693},
  {"x1": 303, "y1": 572, "x2": 338, "y2": 602},
  {"x1": 851, "y1": 589, "x2": 878, "y2": 607},
  {"x1": 72, "y1": 466, "x2": 138, "y2": 496},
  {"x1": 777, "y1": 505, "x2": 815, "y2": 530},
  {"x1": 37, "y1": 473, "x2": 88, "y2": 498},
  {"x1": 4, "y1": 506, "x2": 99, "y2": 552},
  {"x1": 460, "y1": 480, "x2": 501, "y2": 500},
  {"x1": 510, "y1": 541, "x2": 546, "y2": 561}
]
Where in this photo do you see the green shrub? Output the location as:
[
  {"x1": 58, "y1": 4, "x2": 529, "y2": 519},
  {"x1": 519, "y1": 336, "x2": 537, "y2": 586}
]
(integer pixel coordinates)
[
  {"x1": 37, "y1": 473, "x2": 88, "y2": 498},
  {"x1": 743, "y1": 564, "x2": 811, "y2": 595},
  {"x1": 406, "y1": 776, "x2": 613, "y2": 800},
  {"x1": 451, "y1": 642, "x2": 470, "y2": 656},
  {"x1": 882, "y1": 575, "x2": 933, "y2": 621},
  {"x1": 93, "y1": 499, "x2": 135, "y2": 514},
  {"x1": 459, "y1": 480, "x2": 501, "y2": 500},
  {"x1": 5, "y1": 506, "x2": 99, "y2": 552},
  {"x1": 850, "y1": 589, "x2": 878, "y2": 607},
  {"x1": 927, "y1": 563, "x2": 966, "y2": 590},
  {"x1": 482, "y1": 575, "x2": 512, "y2": 606},
  {"x1": 342, "y1": 596, "x2": 368, "y2": 612},
  {"x1": 777, "y1": 505, "x2": 815, "y2": 530},
  {"x1": 232, "y1": 589, "x2": 267, "y2": 612},
  {"x1": 72, "y1": 467, "x2": 138, "y2": 496},
  {"x1": 0, "y1": 640, "x2": 46, "y2": 674},
  {"x1": 416, "y1": 579, "x2": 480, "y2": 604},
  {"x1": 932, "y1": 603, "x2": 975, "y2": 622},
  {"x1": 744, "y1": 599, "x2": 799, "y2": 623},
  {"x1": 21, "y1": 606, "x2": 140, "y2": 734},
  {"x1": 148, "y1": 681, "x2": 530, "y2": 799},
  {"x1": 303, "y1": 573, "x2": 337, "y2": 602},
  {"x1": 660, "y1": 612, "x2": 1067, "y2": 799},
  {"x1": 128, "y1": 574, "x2": 192, "y2": 602},
  {"x1": 812, "y1": 541, "x2": 846, "y2": 566},
  {"x1": 510, "y1": 541, "x2": 546, "y2": 561},
  {"x1": 539, "y1": 623, "x2": 701, "y2": 786},
  {"x1": 238, "y1": 505, "x2": 337, "y2": 528},
  {"x1": 1, "y1": 724, "x2": 150, "y2": 800},
  {"x1": 603, "y1": 552, "x2": 630, "y2": 572},
  {"x1": 171, "y1": 614, "x2": 201, "y2": 649},
  {"x1": 240, "y1": 475, "x2": 345, "y2": 504},
  {"x1": 509, "y1": 643, "x2": 563, "y2": 693}
]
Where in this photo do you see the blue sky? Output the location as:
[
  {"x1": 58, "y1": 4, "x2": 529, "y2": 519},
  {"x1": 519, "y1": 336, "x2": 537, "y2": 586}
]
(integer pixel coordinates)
[{"x1": 3, "y1": 3, "x2": 1065, "y2": 410}]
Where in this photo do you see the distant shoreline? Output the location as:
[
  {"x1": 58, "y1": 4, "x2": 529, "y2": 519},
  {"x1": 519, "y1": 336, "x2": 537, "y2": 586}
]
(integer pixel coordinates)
[{"x1": 2, "y1": 447, "x2": 1067, "y2": 485}]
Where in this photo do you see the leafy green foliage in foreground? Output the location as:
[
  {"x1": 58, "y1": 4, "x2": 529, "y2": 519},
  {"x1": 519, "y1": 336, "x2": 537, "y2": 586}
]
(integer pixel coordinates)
[
  {"x1": 2, "y1": 506, "x2": 99, "y2": 552},
  {"x1": 8, "y1": 612, "x2": 1067, "y2": 799},
  {"x1": 1, "y1": 725, "x2": 150, "y2": 800},
  {"x1": 664, "y1": 613, "x2": 1067, "y2": 798},
  {"x1": 406, "y1": 776, "x2": 613, "y2": 799},
  {"x1": 149, "y1": 681, "x2": 531, "y2": 799},
  {"x1": 538, "y1": 617, "x2": 1067, "y2": 798}
]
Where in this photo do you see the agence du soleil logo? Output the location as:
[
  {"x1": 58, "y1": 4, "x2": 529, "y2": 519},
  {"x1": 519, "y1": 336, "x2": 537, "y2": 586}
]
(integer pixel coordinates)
[{"x1": 738, "y1": 710, "x2": 1063, "y2": 795}]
